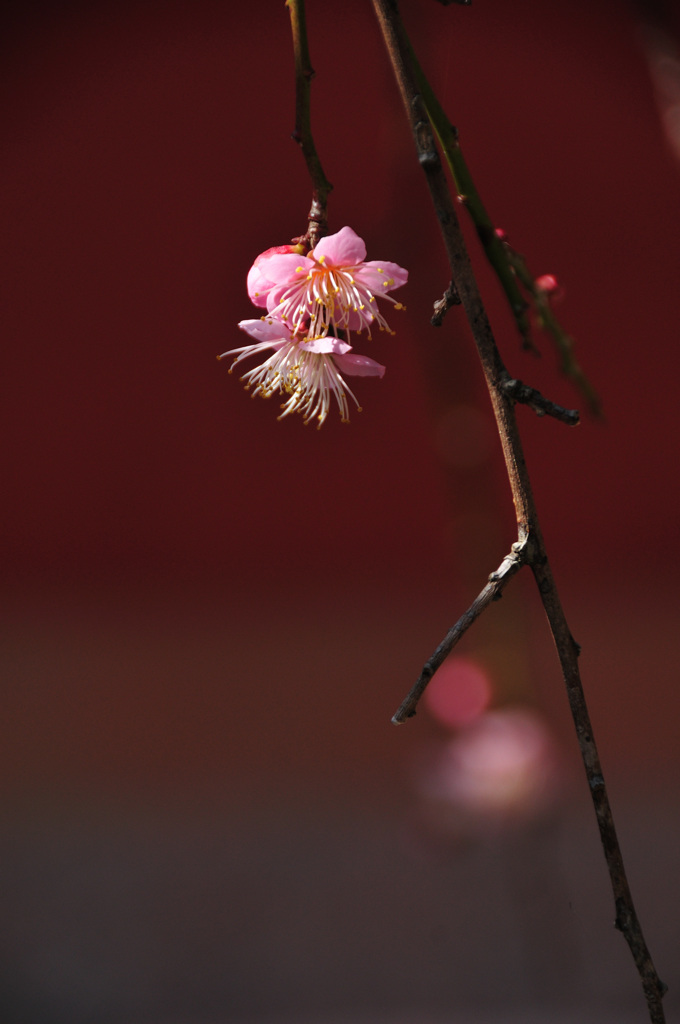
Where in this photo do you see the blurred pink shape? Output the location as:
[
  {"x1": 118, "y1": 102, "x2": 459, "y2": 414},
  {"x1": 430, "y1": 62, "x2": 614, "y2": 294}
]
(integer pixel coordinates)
[
  {"x1": 423, "y1": 656, "x2": 492, "y2": 728},
  {"x1": 417, "y1": 708, "x2": 563, "y2": 835}
]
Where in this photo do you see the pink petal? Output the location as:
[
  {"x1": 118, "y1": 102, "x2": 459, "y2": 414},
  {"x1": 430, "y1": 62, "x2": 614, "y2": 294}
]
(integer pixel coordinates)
[
  {"x1": 313, "y1": 226, "x2": 366, "y2": 267},
  {"x1": 265, "y1": 283, "x2": 310, "y2": 325},
  {"x1": 256, "y1": 252, "x2": 313, "y2": 285},
  {"x1": 333, "y1": 352, "x2": 386, "y2": 378},
  {"x1": 256, "y1": 244, "x2": 301, "y2": 261},
  {"x1": 247, "y1": 264, "x2": 273, "y2": 307},
  {"x1": 247, "y1": 245, "x2": 304, "y2": 306},
  {"x1": 342, "y1": 308, "x2": 372, "y2": 332},
  {"x1": 300, "y1": 336, "x2": 352, "y2": 355},
  {"x1": 237, "y1": 317, "x2": 293, "y2": 344},
  {"x1": 355, "y1": 260, "x2": 408, "y2": 293}
]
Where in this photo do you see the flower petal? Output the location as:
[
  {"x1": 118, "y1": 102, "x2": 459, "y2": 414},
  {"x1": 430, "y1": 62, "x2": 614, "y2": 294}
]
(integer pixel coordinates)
[
  {"x1": 256, "y1": 253, "x2": 314, "y2": 285},
  {"x1": 247, "y1": 264, "x2": 274, "y2": 307},
  {"x1": 355, "y1": 260, "x2": 408, "y2": 293},
  {"x1": 342, "y1": 308, "x2": 372, "y2": 332},
  {"x1": 299, "y1": 336, "x2": 352, "y2": 355},
  {"x1": 332, "y1": 352, "x2": 386, "y2": 378},
  {"x1": 313, "y1": 226, "x2": 366, "y2": 266},
  {"x1": 237, "y1": 316, "x2": 294, "y2": 344}
]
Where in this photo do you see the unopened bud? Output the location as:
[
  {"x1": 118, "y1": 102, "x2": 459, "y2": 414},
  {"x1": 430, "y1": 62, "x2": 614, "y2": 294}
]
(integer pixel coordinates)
[
  {"x1": 535, "y1": 274, "x2": 560, "y2": 294},
  {"x1": 255, "y1": 243, "x2": 304, "y2": 264}
]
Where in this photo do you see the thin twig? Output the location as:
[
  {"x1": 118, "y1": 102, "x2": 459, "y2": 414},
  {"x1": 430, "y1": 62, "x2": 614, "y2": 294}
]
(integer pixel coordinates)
[
  {"x1": 392, "y1": 541, "x2": 527, "y2": 724},
  {"x1": 286, "y1": 0, "x2": 333, "y2": 248},
  {"x1": 401, "y1": 20, "x2": 603, "y2": 413},
  {"x1": 504, "y1": 240, "x2": 604, "y2": 417},
  {"x1": 499, "y1": 373, "x2": 580, "y2": 426},
  {"x1": 371, "y1": 1, "x2": 666, "y2": 1021}
]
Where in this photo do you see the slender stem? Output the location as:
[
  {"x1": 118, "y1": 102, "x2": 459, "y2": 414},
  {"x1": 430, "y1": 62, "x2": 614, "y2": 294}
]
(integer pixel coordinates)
[
  {"x1": 505, "y1": 242, "x2": 603, "y2": 416},
  {"x1": 403, "y1": 21, "x2": 601, "y2": 413},
  {"x1": 499, "y1": 373, "x2": 580, "y2": 425},
  {"x1": 393, "y1": 542, "x2": 527, "y2": 724},
  {"x1": 286, "y1": 0, "x2": 333, "y2": 247},
  {"x1": 406, "y1": 39, "x2": 533, "y2": 347},
  {"x1": 371, "y1": 1, "x2": 666, "y2": 1020},
  {"x1": 531, "y1": 556, "x2": 668, "y2": 1019}
]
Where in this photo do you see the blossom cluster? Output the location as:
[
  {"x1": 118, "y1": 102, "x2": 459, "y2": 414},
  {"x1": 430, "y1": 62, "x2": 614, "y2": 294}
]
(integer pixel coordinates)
[{"x1": 219, "y1": 226, "x2": 408, "y2": 427}]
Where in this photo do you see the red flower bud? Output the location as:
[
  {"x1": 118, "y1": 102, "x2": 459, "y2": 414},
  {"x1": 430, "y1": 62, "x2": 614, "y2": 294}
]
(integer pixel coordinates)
[{"x1": 535, "y1": 274, "x2": 560, "y2": 294}]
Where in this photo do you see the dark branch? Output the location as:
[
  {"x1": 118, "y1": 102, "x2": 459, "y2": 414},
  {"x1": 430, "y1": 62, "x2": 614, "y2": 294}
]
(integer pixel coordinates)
[
  {"x1": 286, "y1": 0, "x2": 333, "y2": 248},
  {"x1": 499, "y1": 373, "x2": 580, "y2": 426},
  {"x1": 431, "y1": 279, "x2": 461, "y2": 326},
  {"x1": 392, "y1": 542, "x2": 528, "y2": 724},
  {"x1": 371, "y1": 1, "x2": 666, "y2": 1020}
]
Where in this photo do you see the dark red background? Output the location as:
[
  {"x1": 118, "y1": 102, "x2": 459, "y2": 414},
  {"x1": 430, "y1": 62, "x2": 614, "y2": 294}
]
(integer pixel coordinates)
[
  {"x1": 3, "y1": 0, "x2": 680, "y2": 775},
  {"x1": 2, "y1": 2, "x2": 679, "y2": 1020}
]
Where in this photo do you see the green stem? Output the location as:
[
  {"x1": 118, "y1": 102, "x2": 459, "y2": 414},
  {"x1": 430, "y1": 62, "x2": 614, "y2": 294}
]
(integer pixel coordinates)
[
  {"x1": 401, "y1": 16, "x2": 602, "y2": 414},
  {"x1": 404, "y1": 35, "x2": 532, "y2": 340},
  {"x1": 508, "y1": 245, "x2": 603, "y2": 416}
]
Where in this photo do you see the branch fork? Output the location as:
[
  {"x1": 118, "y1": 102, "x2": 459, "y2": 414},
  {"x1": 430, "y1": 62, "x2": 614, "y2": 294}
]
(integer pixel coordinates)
[
  {"x1": 283, "y1": 1, "x2": 665, "y2": 1019},
  {"x1": 371, "y1": 1, "x2": 666, "y2": 1020},
  {"x1": 392, "y1": 537, "x2": 530, "y2": 725}
]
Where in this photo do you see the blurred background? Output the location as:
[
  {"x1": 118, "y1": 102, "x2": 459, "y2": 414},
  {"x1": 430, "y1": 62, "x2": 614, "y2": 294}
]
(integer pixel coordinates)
[{"x1": 2, "y1": 0, "x2": 680, "y2": 1021}]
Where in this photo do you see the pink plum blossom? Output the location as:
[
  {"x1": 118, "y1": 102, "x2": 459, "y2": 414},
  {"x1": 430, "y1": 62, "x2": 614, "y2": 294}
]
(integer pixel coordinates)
[
  {"x1": 246, "y1": 226, "x2": 408, "y2": 339},
  {"x1": 246, "y1": 243, "x2": 305, "y2": 310},
  {"x1": 219, "y1": 315, "x2": 385, "y2": 427}
]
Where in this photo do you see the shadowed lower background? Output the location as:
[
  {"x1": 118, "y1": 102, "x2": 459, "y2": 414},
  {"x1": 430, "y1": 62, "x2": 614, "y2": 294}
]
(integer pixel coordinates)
[{"x1": 2, "y1": 0, "x2": 680, "y2": 1021}]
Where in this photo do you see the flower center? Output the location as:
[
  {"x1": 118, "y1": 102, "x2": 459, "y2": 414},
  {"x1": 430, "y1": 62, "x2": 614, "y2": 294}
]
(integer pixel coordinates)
[{"x1": 278, "y1": 257, "x2": 396, "y2": 339}]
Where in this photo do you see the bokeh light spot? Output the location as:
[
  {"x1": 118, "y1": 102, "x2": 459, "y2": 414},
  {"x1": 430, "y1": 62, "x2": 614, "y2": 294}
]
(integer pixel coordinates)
[{"x1": 424, "y1": 656, "x2": 492, "y2": 728}]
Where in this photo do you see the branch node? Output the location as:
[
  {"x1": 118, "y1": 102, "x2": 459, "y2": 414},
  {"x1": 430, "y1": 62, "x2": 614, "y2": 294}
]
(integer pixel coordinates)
[
  {"x1": 392, "y1": 542, "x2": 527, "y2": 723},
  {"x1": 431, "y1": 279, "x2": 461, "y2": 325},
  {"x1": 499, "y1": 372, "x2": 580, "y2": 426}
]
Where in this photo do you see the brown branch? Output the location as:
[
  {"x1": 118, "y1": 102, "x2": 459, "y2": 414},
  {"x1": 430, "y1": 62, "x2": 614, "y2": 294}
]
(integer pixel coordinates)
[
  {"x1": 286, "y1": 0, "x2": 333, "y2": 248},
  {"x1": 371, "y1": 1, "x2": 666, "y2": 1021},
  {"x1": 392, "y1": 541, "x2": 527, "y2": 724},
  {"x1": 499, "y1": 372, "x2": 580, "y2": 426},
  {"x1": 430, "y1": 279, "x2": 461, "y2": 326}
]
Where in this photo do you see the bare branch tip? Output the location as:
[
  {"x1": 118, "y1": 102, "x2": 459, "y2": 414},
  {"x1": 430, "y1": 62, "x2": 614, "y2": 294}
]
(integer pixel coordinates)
[{"x1": 499, "y1": 374, "x2": 580, "y2": 426}]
